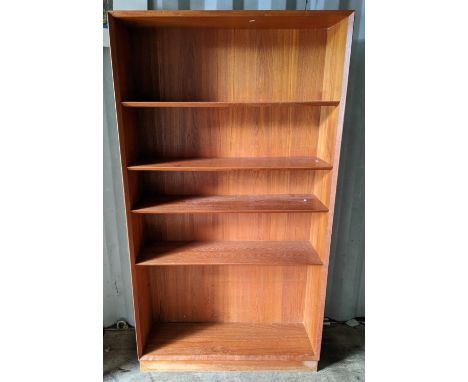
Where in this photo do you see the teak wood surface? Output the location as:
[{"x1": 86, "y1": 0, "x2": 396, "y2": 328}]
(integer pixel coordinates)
[
  {"x1": 136, "y1": 240, "x2": 322, "y2": 266},
  {"x1": 108, "y1": 10, "x2": 354, "y2": 372},
  {"x1": 127, "y1": 156, "x2": 332, "y2": 171},
  {"x1": 132, "y1": 194, "x2": 329, "y2": 214},
  {"x1": 142, "y1": 323, "x2": 314, "y2": 360}
]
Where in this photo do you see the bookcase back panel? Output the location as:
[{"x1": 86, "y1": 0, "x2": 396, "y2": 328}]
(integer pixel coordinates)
[
  {"x1": 143, "y1": 213, "x2": 319, "y2": 241},
  {"x1": 140, "y1": 170, "x2": 326, "y2": 196},
  {"x1": 126, "y1": 28, "x2": 328, "y2": 102},
  {"x1": 130, "y1": 106, "x2": 321, "y2": 160},
  {"x1": 149, "y1": 265, "x2": 308, "y2": 323},
  {"x1": 144, "y1": 213, "x2": 319, "y2": 240}
]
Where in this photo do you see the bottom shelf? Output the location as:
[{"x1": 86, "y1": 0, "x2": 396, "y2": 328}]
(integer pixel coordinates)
[{"x1": 141, "y1": 322, "x2": 315, "y2": 362}]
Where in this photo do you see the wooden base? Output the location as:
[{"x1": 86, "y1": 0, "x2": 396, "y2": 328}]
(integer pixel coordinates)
[
  {"x1": 138, "y1": 322, "x2": 318, "y2": 372},
  {"x1": 140, "y1": 360, "x2": 318, "y2": 372}
]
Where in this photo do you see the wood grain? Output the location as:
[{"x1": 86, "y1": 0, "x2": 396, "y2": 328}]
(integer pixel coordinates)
[
  {"x1": 305, "y1": 16, "x2": 355, "y2": 358},
  {"x1": 126, "y1": 27, "x2": 328, "y2": 102},
  {"x1": 141, "y1": 323, "x2": 315, "y2": 361},
  {"x1": 128, "y1": 157, "x2": 332, "y2": 171},
  {"x1": 149, "y1": 265, "x2": 308, "y2": 323},
  {"x1": 136, "y1": 241, "x2": 322, "y2": 266},
  {"x1": 143, "y1": 213, "x2": 319, "y2": 241},
  {"x1": 133, "y1": 105, "x2": 324, "y2": 160},
  {"x1": 138, "y1": 170, "x2": 326, "y2": 199},
  {"x1": 108, "y1": 14, "x2": 152, "y2": 358},
  {"x1": 132, "y1": 194, "x2": 328, "y2": 214}
]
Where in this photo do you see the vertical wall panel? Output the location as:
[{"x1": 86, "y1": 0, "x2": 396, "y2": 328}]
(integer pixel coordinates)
[
  {"x1": 323, "y1": 0, "x2": 365, "y2": 320},
  {"x1": 103, "y1": 48, "x2": 134, "y2": 326}
]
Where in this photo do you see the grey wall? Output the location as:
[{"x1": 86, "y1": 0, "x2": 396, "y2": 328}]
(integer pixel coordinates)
[
  {"x1": 103, "y1": 0, "x2": 364, "y2": 326},
  {"x1": 104, "y1": 50, "x2": 134, "y2": 326},
  {"x1": 324, "y1": 0, "x2": 365, "y2": 321}
]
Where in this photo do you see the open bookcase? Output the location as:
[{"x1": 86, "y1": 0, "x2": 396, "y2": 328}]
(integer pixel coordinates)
[{"x1": 108, "y1": 10, "x2": 354, "y2": 372}]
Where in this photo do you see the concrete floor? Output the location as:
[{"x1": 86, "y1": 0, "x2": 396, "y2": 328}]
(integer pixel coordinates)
[{"x1": 104, "y1": 323, "x2": 364, "y2": 382}]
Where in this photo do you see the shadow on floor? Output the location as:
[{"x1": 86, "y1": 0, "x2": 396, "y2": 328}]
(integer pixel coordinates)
[{"x1": 319, "y1": 323, "x2": 365, "y2": 372}]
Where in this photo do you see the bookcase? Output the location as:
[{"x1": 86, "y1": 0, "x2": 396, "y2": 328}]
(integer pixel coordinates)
[{"x1": 108, "y1": 10, "x2": 354, "y2": 372}]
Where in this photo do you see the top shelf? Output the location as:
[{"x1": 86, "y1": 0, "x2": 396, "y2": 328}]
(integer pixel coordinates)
[
  {"x1": 110, "y1": 10, "x2": 354, "y2": 29},
  {"x1": 121, "y1": 101, "x2": 340, "y2": 108}
]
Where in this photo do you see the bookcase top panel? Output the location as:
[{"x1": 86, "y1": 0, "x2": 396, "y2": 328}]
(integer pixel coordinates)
[{"x1": 109, "y1": 10, "x2": 353, "y2": 29}]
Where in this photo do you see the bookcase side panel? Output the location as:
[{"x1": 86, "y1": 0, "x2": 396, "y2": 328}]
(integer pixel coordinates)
[
  {"x1": 303, "y1": 14, "x2": 355, "y2": 356},
  {"x1": 108, "y1": 14, "x2": 154, "y2": 358}
]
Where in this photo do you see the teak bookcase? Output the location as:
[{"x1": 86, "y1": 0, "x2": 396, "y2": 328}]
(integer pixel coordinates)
[{"x1": 108, "y1": 10, "x2": 354, "y2": 372}]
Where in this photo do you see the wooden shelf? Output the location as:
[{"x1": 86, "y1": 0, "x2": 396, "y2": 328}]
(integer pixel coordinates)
[
  {"x1": 121, "y1": 101, "x2": 339, "y2": 108},
  {"x1": 128, "y1": 157, "x2": 332, "y2": 171},
  {"x1": 132, "y1": 194, "x2": 328, "y2": 214},
  {"x1": 141, "y1": 322, "x2": 315, "y2": 361},
  {"x1": 136, "y1": 241, "x2": 322, "y2": 266}
]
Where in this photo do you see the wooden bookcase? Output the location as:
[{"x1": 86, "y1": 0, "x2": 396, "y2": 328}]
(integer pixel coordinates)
[{"x1": 108, "y1": 10, "x2": 354, "y2": 372}]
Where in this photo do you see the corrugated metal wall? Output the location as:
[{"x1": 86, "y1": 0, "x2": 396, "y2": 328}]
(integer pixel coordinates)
[{"x1": 103, "y1": 0, "x2": 364, "y2": 326}]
